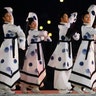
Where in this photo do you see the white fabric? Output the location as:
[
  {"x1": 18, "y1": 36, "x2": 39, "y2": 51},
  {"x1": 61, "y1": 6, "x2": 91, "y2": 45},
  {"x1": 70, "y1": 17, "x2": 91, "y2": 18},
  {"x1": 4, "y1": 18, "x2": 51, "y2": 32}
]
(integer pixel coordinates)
[
  {"x1": 54, "y1": 70, "x2": 72, "y2": 90},
  {"x1": 69, "y1": 25, "x2": 96, "y2": 89},
  {"x1": 0, "y1": 23, "x2": 26, "y2": 87},
  {"x1": 20, "y1": 29, "x2": 47, "y2": 87},
  {"x1": 87, "y1": 4, "x2": 96, "y2": 26},
  {"x1": 48, "y1": 12, "x2": 78, "y2": 90},
  {"x1": 48, "y1": 23, "x2": 73, "y2": 69}
]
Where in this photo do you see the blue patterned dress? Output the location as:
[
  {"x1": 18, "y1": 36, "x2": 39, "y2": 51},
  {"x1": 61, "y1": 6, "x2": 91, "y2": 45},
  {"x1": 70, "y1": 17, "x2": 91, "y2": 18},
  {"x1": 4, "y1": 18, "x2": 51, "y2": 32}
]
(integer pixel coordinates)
[
  {"x1": 69, "y1": 24, "x2": 96, "y2": 89},
  {"x1": 48, "y1": 12, "x2": 78, "y2": 90},
  {"x1": 69, "y1": 5, "x2": 96, "y2": 89},
  {"x1": 0, "y1": 23, "x2": 26, "y2": 88},
  {"x1": 20, "y1": 29, "x2": 51, "y2": 88}
]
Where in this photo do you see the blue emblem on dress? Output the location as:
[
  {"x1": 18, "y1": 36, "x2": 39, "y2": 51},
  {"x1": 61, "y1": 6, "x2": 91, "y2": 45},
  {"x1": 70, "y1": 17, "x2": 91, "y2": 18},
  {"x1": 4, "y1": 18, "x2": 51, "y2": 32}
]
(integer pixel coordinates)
[
  {"x1": 79, "y1": 62, "x2": 84, "y2": 66},
  {"x1": 58, "y1": 57, "x2": 61, "y2": 61},
  {"x1": 6, "y1": 67, "x2": 12, "y2": 75},
  {"x1": 62, "y1": 49, "x2": 65, "y2": 53},
  {"x1": 29, "y1": 62, "x2": 33, "y2": 67},
  {"x1": 1, "y1": 59, "x2": 4, "y2": 63},
  {"x1": 39, "y1": 60, "x2": 42, "y2": 64},
  {"x1": 14, "y1": 59, "x2": 17, "y2": 63},
  {"x1": 61, "y1": 35, "x2": 65, "y2": 40},
  {"x1": 51, "y1": 56, "x2": 54, "y2": 60},
  {"x1": 19, "y1": 39, "x2": 23, "y2": 42},
  {"x1": 63, "y1": 62, "x2": 66, "y2": 67},
  {"x1": 86, "y1": 69, "x2": 90, "y2": 74},
  {"x1": 82, "y1": 49, "x2": 87, "y2": 55},
  {"x1": 83, "y1": 32, "x2": 91, "y2": 39},
  {"x1": 4, "y1": 47, "x2": 9, "y2": 52},
  {"x1": 30, "y1": 51, "x2": 35, "y2": 56}
]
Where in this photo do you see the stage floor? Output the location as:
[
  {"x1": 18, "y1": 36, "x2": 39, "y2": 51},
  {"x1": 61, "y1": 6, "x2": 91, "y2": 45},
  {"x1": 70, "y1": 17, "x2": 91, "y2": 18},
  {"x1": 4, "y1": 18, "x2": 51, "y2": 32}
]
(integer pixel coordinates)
[{"x1": 0, "y1": 90, "x2": 96, "y2": 96}]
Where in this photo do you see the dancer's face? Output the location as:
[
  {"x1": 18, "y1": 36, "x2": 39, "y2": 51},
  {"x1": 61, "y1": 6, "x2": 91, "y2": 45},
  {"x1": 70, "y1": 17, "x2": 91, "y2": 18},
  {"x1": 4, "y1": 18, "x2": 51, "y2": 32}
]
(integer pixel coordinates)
[
  {"x1": 61, "y1": 13, "x2": 69, "y2": 23},
  {"x1": 2, "y1": 12, "x2": 13, "y2": 23},
  {"x1": 82, "y1": 14, "x2": 91, "y2": 24},
  {"x1": 29, "y1": 21, "x2": 37, "y2": 29}
]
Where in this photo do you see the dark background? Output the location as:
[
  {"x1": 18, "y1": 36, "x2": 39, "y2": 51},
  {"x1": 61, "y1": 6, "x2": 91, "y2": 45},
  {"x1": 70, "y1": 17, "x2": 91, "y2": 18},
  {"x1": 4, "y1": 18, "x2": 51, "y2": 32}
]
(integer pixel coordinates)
[
  {"x1": 0, "y1": 0, "x2": 96, "y2": 29},
  {"x1": 0, "y1": 0, "x2": 96, "y2": 90}
]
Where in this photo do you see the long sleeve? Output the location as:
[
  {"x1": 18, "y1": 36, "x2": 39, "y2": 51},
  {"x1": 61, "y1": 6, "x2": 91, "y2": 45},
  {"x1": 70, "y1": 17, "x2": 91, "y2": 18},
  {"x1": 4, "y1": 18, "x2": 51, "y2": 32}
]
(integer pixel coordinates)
[
  {"x1": 16, "y1": 26, "x2": 26, "y2": 50},
  {"x1": 4, "y1": 24, "x2": 26, "y2": 50}
]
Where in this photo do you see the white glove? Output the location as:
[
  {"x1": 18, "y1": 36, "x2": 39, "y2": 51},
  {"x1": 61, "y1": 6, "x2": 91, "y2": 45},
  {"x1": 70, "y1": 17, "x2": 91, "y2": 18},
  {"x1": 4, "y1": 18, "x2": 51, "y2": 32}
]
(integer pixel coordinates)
[
  {"x1": 72, "y1": 32, "x2": 80, "y2": 41},
  {"x1": 45, "y1": 36, "x2": 52, "y2": 42},
  {"x1": 40, "y1": 36, "x2": 45, "y2": 40},
  {"x1": 43, "y1": 31, "x2": 48, "y2": 37},
  {"x1": 39, "y1": 31, "x2": 47, "y2": 40},
  {"x1": 4, "y1": 7, "x2": 13, "y2": 13}
]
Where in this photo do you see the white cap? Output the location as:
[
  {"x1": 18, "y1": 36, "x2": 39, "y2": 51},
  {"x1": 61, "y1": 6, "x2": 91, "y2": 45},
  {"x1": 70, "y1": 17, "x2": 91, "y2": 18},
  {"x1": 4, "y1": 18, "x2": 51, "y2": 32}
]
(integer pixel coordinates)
[
  {"x1": 26, "y1": 12, "x2": 38, "y2": 21},
  {"x1": 87, "y1": 4, "x2": 96, "y2": 26},
  {"x1": 4, "y1": 7, "x2": 13, "y2": 13},
  {"x1": 88, "y1": 4, "x2": 96, "y2": 13},
  {"x1": 26, "y1": 12, "x2": 38, "y2": 29}
]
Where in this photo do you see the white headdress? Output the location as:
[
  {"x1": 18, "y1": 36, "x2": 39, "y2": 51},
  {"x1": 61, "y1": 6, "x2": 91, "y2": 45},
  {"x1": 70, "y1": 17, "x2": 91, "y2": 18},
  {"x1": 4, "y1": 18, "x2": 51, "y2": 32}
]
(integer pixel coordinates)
[
  {"x1": 26, "y1": 12, "x2": 38, "y2": 29},
  {"x1": 4, "y1": 7, "x2": 13, "y2": 13},
  {"x1": 87, "y1": 4, "x2": 96, "y2": 26}
]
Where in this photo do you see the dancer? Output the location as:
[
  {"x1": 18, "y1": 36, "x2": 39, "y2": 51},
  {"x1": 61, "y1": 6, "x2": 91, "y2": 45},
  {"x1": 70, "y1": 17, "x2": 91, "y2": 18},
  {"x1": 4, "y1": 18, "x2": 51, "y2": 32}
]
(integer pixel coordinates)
[
  {"x1": 20, "y1": 12, "x2": 52, "y2": 93},
  {"x1": 69, "y1": 4, "x2": 96, "y2": 94},
  {"x1": 47, "y1": 12, "x2": 79, "y2": 94},
  {"x1": 0, "y1": 7, "x2": 26, "y2": 94}
]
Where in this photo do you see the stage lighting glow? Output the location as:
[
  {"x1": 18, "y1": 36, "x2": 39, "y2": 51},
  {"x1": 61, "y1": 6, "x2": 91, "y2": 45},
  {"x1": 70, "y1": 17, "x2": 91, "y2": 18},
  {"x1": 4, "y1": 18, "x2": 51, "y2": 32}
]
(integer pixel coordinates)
[
  {"x1": 48, "y1": 33, "x2": 52, "y2": 37},
  {"x1": 39, "y1": 26, "x2": 43, "y2": 30},
  {"x1": 47, "y1": 20, "x2": 51, "y2": 24},
  {"x1": 59, "y1": 0, "x2": 64, "y2": 2}
]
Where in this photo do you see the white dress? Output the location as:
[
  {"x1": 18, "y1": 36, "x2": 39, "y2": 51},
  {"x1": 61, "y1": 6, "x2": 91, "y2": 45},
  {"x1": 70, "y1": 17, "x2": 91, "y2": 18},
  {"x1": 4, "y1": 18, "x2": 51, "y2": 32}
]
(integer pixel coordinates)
[
  {"x1": 48, "y1": 12, "x2": 78, "y2": 90},
  {"x1": 0, "y1": 23, "x2": 26, "y2": 88},
  {"x1": 20, "y1": 29, "x2": 51, "y2": 87},
  {"x1": 69, "y1": 25, "x2": 96, "y2": 89},
  {"x1": 69, "y1": 5, "x2": 96, "y2": 89}
]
